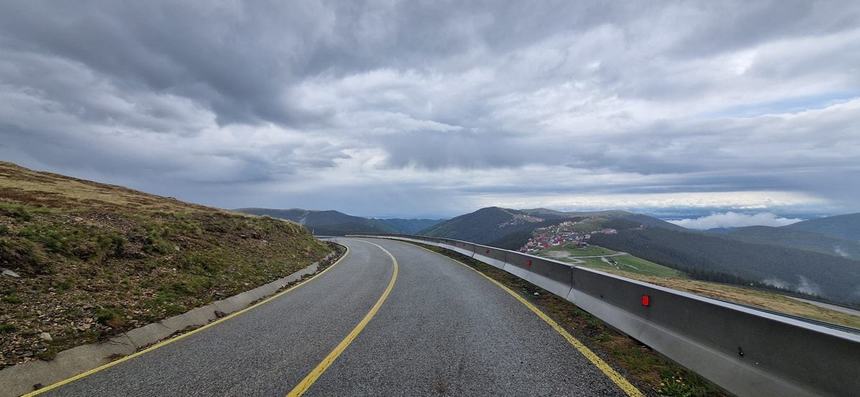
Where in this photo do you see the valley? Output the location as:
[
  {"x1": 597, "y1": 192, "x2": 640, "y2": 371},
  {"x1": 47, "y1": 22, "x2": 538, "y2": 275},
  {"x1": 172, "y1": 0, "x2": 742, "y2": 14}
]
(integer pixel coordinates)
[{"x1": 534, "y1": 242, "x2": 860, "y2": 330}]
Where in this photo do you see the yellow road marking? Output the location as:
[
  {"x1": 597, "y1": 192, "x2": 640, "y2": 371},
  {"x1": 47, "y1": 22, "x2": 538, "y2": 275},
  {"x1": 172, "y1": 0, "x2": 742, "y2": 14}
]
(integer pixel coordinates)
[
  {"x1": 24, "y1": 244, "x2": 351, "y2": 397},
  {"x1": 286, "y1": 240, "x2": 398, "y2": 397},
  {"x1": 409, "y1": 242, "x2": 644, "y2": 397}
]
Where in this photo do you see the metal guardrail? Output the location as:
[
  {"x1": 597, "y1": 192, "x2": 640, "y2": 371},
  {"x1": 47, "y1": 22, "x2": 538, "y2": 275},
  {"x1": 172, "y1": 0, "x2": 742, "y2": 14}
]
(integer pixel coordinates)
[{"x1": 362, "y1": 235, "x2": 860, "y2": 397}]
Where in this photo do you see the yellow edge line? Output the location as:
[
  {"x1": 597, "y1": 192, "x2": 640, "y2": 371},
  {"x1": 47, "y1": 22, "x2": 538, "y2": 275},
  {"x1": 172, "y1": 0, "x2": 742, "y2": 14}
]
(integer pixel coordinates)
[
  {"x1": 286, "y1": 240, "x2": 399, "y2": 397},
  {"x1": 24, "y1": 244, "x2": 351, "y2": 397},
  {"x1": 409, "y1": 242, "x2": 644, "y2": 397}
]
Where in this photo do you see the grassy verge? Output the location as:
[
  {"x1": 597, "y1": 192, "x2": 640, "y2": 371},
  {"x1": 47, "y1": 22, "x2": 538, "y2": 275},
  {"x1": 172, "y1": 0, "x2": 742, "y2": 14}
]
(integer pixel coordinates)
[
  {"x1": 0, "y1": 161, "x2": 332, "y2": 368},
  {"x1": 415, "y1": 242, "x2": 729, "y2": 397}
]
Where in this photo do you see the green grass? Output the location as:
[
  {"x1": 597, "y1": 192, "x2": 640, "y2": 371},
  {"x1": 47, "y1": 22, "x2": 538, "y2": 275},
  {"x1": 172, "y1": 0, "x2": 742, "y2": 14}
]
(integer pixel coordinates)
[
  {"x1": 539, "y1": 244, "x2": 684, "y2": 278},
  {"x1": 558, "y1": 244, "x2": 617, "y2": 256},
  {"x1": 577, "y1": 256, "x2": 685, "y2": 278},
  {"x1": 1, "y1": 294, "x2": 21, "y2": 304}
]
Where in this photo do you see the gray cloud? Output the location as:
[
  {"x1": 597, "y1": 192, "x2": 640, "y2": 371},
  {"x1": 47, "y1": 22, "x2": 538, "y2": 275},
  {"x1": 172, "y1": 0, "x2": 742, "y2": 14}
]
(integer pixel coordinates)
[{"x1": 1, "y1": 1, "x2": 859, "y2": 217}]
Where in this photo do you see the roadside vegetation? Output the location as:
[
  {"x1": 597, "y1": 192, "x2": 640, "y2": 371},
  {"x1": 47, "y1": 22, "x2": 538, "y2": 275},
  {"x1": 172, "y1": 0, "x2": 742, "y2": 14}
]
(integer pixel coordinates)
[
  {"x1": 538, "y1": 243, "x2": 860, "y2": 330},
  {"x1": 0, "y1": 162, "x2": 331, "y2": 368},
  {"x1": 415, "y1": 242, "x2": 728, "y2": 397}
]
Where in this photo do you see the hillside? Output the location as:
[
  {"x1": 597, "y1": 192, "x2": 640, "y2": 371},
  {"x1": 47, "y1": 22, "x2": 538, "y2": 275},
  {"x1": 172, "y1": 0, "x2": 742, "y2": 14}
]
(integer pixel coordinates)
[
  {"x1": 236, "y1": 208, "x2": 394, "y2": 235},
  {"x1": 0, "y1": 162, "x2": 331, "y2": 368},
  {"x1": 590, "y1": 227, "x2": 860, "y2": 307},
  {"x1": 430, "y1": 205, "x2": 860, "y2": 307},
  {"x1": 235, "y1": 208, "x2": 442, "y2": 235},
  {"x1": 421, "y1": 207, "x2": 681, "y2": 249},
  {"x1": 373, "y1": 218, "x2": 444, "y2": 234},
  {"x1": 784, "y1": 213, "x2": 860, "y2": 241},
  {"x1": 713, "y1": 225, "x2": 860, "y2": 260},
  {"x1": 533, "y1": 243, "x2": 860, "y2": 329},
  {"x1": 420, "y1": 207, "x2": 566, "y2": 248}
]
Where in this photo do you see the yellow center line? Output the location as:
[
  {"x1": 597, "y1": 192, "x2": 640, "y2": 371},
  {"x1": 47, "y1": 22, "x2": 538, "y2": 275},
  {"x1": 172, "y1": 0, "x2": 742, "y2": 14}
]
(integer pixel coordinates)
[
  {"x1": 286, "y1": 240, "x2": 399, "y2": 397},
  {"x1": 24, "y1": 244, "x2": 351, "y2": 397},
  {"x1": 410, "y1": 243, "x2": 644, "y2": 397}
]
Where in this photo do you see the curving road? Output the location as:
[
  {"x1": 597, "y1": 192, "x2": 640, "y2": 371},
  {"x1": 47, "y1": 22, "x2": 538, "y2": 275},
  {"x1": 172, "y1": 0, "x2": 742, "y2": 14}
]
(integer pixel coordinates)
[{"x1": 37, "y1": 237, "x2": 634, "y2": 396}]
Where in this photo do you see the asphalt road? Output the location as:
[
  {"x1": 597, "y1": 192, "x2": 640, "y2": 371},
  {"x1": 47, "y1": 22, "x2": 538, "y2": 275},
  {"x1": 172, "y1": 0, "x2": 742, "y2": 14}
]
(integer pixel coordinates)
[{"x1": 43, "y1": 238, "x2": 630, "y2": 396}]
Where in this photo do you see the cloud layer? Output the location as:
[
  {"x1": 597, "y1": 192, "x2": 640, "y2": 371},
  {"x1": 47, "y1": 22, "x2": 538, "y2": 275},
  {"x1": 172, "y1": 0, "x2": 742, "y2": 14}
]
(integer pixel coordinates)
[
  {"x1": 1, "y1": 1, "x2": 859, "y2": 217},
  {"x1": 668, "y1": 212, "x2": 803, "y2": 230}
]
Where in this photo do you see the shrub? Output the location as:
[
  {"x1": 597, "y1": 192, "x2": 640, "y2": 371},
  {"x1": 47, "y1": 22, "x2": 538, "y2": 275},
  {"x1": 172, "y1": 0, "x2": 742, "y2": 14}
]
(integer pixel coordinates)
[
  {"x1": 95, "y1": 307, "x2": 126, "y2": 328},
  {"x1": 2, "y1": 294, "x2": 22, "y2": 304},
  {"x1": 0, "y1": 237, "x2": 47, "y2": 273},
  {"x1": 0, "y1": 203, "x2": 32, "y2": 221},
  {"x1": 143, "y1": 228, "x2": 172, "y2": 255},
  {"x1": 97, "y1": 233, "x2": 126, "y2": 258},
  {"x1": 176, "y1": 251, "x2": 225, "y2": 273}
]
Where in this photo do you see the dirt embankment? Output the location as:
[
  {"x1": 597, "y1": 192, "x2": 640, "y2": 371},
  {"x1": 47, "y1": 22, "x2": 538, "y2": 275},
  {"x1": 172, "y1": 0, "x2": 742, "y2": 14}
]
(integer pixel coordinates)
[{"x1": 0, "y1": 161, "x2": 330, "y2": 368}]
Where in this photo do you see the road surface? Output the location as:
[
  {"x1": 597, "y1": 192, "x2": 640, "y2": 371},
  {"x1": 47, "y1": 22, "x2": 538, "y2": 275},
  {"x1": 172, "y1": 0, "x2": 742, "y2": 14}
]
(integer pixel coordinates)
[{"x1": 37, "y1": 237, "x2": 636, "y2": 396}]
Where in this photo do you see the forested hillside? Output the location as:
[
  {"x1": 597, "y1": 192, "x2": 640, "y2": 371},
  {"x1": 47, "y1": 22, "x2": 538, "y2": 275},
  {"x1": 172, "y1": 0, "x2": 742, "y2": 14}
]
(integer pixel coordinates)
[
  {"x1": 591, "y1": 227, "x2": 860, "y2": 307},
  {"x1": 784, "y1": 213, "x2": 860, "y2": 241},
  {"x1": 713, "y1": 226, "x2": 860, "y2": 260}
]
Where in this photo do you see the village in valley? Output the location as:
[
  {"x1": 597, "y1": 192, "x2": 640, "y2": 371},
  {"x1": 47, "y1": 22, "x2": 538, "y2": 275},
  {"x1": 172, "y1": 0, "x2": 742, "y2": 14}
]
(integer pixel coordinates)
[{"x1": 519, "y1": 219, "x2": 619, "y2": 253}]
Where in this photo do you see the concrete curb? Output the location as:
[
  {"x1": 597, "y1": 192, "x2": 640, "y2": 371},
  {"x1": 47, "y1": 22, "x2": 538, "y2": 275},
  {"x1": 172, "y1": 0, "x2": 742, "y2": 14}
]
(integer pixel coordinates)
[{"x1": 0, "y1": 251, "x2": 338, "y2": 397}]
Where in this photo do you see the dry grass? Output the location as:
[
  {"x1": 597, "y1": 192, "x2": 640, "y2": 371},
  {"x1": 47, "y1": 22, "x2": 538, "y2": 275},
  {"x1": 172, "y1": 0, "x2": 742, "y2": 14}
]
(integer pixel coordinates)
[
  {"x1": 624, "y1": 275, "x2": 860, "y2": 330},
  {"x1": 0, "y1": 161, "x2": 330, "y2": 368},
  {"x1": 0, "y1": 162, "x2": 211, "y2": 213}
]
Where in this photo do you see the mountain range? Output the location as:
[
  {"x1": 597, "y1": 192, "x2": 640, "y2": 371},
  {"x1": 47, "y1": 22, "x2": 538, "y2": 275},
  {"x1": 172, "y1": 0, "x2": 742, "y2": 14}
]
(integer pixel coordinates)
[
  {"x1": 236, "y1": 205, "x2": 859, "y2": 307},
  {"x1": 234, "y1": 208, "x2": 443, "y2": 236},
  {"x1": 707, "y1": 225, "x2": 860, "y2": 260},
  {"x1": 423, "y1": 207, "x2": 860, "y2": 307},
  {"x1": 420, "y1": 207, "x2": 683, "y2": 247}
]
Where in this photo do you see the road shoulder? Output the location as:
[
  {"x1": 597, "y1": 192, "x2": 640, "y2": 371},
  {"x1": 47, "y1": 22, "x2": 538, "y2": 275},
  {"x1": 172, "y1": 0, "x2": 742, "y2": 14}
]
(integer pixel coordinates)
[{"x1": 409, "y1": 241, "x2": 728, "y2": 397}]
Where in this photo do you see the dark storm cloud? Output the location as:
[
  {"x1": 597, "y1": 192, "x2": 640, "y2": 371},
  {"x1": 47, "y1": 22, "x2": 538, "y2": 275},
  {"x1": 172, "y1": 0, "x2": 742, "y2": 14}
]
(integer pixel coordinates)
[{"x1": 1, "y1": 0, "x2": 859, "y2": 216}]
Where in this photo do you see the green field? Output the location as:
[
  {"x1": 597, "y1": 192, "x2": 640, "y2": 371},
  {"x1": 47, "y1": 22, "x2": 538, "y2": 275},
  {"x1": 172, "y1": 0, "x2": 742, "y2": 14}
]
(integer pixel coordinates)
[
  {"x1": 578, "y1": 256, "x2": 684, "y2": 278},
  {"x1": 538, "y1": 244, "x2": 683, "y2": 278},
  {"x1": 560, "y1": 244, "x2": 616, "y2": 256}
]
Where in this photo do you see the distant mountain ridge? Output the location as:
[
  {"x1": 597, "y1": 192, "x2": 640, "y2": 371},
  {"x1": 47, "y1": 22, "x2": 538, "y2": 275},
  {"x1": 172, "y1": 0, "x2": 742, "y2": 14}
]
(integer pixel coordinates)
[
  {"x1": 784, "y1": 213, "x2": 860, "y2": 241},
  {"x1": 420, "y1": 206, "x2": 860, "y2": 307},
  {"x1": 235, "y1": 208, "x2": 444, "y2": 236},
  {"x1": 419, "y1": 206, "x2": 682, "y2": 248},
  {"x1": 592, "y1": 227, "x2": 860, "y2": 307},
  {"x1": 708, "y1": 224, "x2": 860, "y2": 260},
  {"x1": 419, "y1": 207, "x2": 555, "y2": 247},
  {"x1": 238, "y1": 205, "x2": 860, "y2": 306}
]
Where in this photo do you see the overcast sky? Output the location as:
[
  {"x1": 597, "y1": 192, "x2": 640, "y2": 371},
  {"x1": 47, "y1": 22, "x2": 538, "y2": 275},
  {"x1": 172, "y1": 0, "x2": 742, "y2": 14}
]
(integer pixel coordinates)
[{"x1": 1, "y1": 1, "x2": 859, "y2": 219}]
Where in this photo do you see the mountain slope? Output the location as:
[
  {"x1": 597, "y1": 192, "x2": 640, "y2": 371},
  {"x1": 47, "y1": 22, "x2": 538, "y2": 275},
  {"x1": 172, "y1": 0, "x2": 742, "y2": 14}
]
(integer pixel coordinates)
[
  {"x1": 713, "y1": 226, "x2": 860, "y2": 260},
  {"x1": 373, "y1": 218, "x2": 444, "y2": 234},
  {"x1": 784, "y1": 213, "x2": 860, "y2": 241},
  {"x1": 420, "y1": 207, "x2": 559, "y2": 247},
  {"x1": 235, "y1": 208, "x2": 442, "y2": 235},
  {"x1": 590, "y1": 227, "x2": 860, "y2": 306},
  {"x1": 0, "y1": 162, "x2": 330, "y2": 367},
  {"x1": 236, "y1": 208, "x2": 395, "y2": 235},
  {"x1": 421, "y1": 207, "x2": 682, "y2": 249}
]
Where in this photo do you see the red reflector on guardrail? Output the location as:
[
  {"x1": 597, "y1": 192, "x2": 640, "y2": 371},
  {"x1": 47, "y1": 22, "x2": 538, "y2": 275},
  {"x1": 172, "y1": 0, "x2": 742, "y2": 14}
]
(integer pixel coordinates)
[
  {"x1": 526, "y1": 260, "x2": 532, "y2": 267},
  {"x1": 641, "y1": 295, "x2": 651, "y2": 307},
  {"x1": 486, "y1": 249, "x2": 490, "y2": 254}
]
